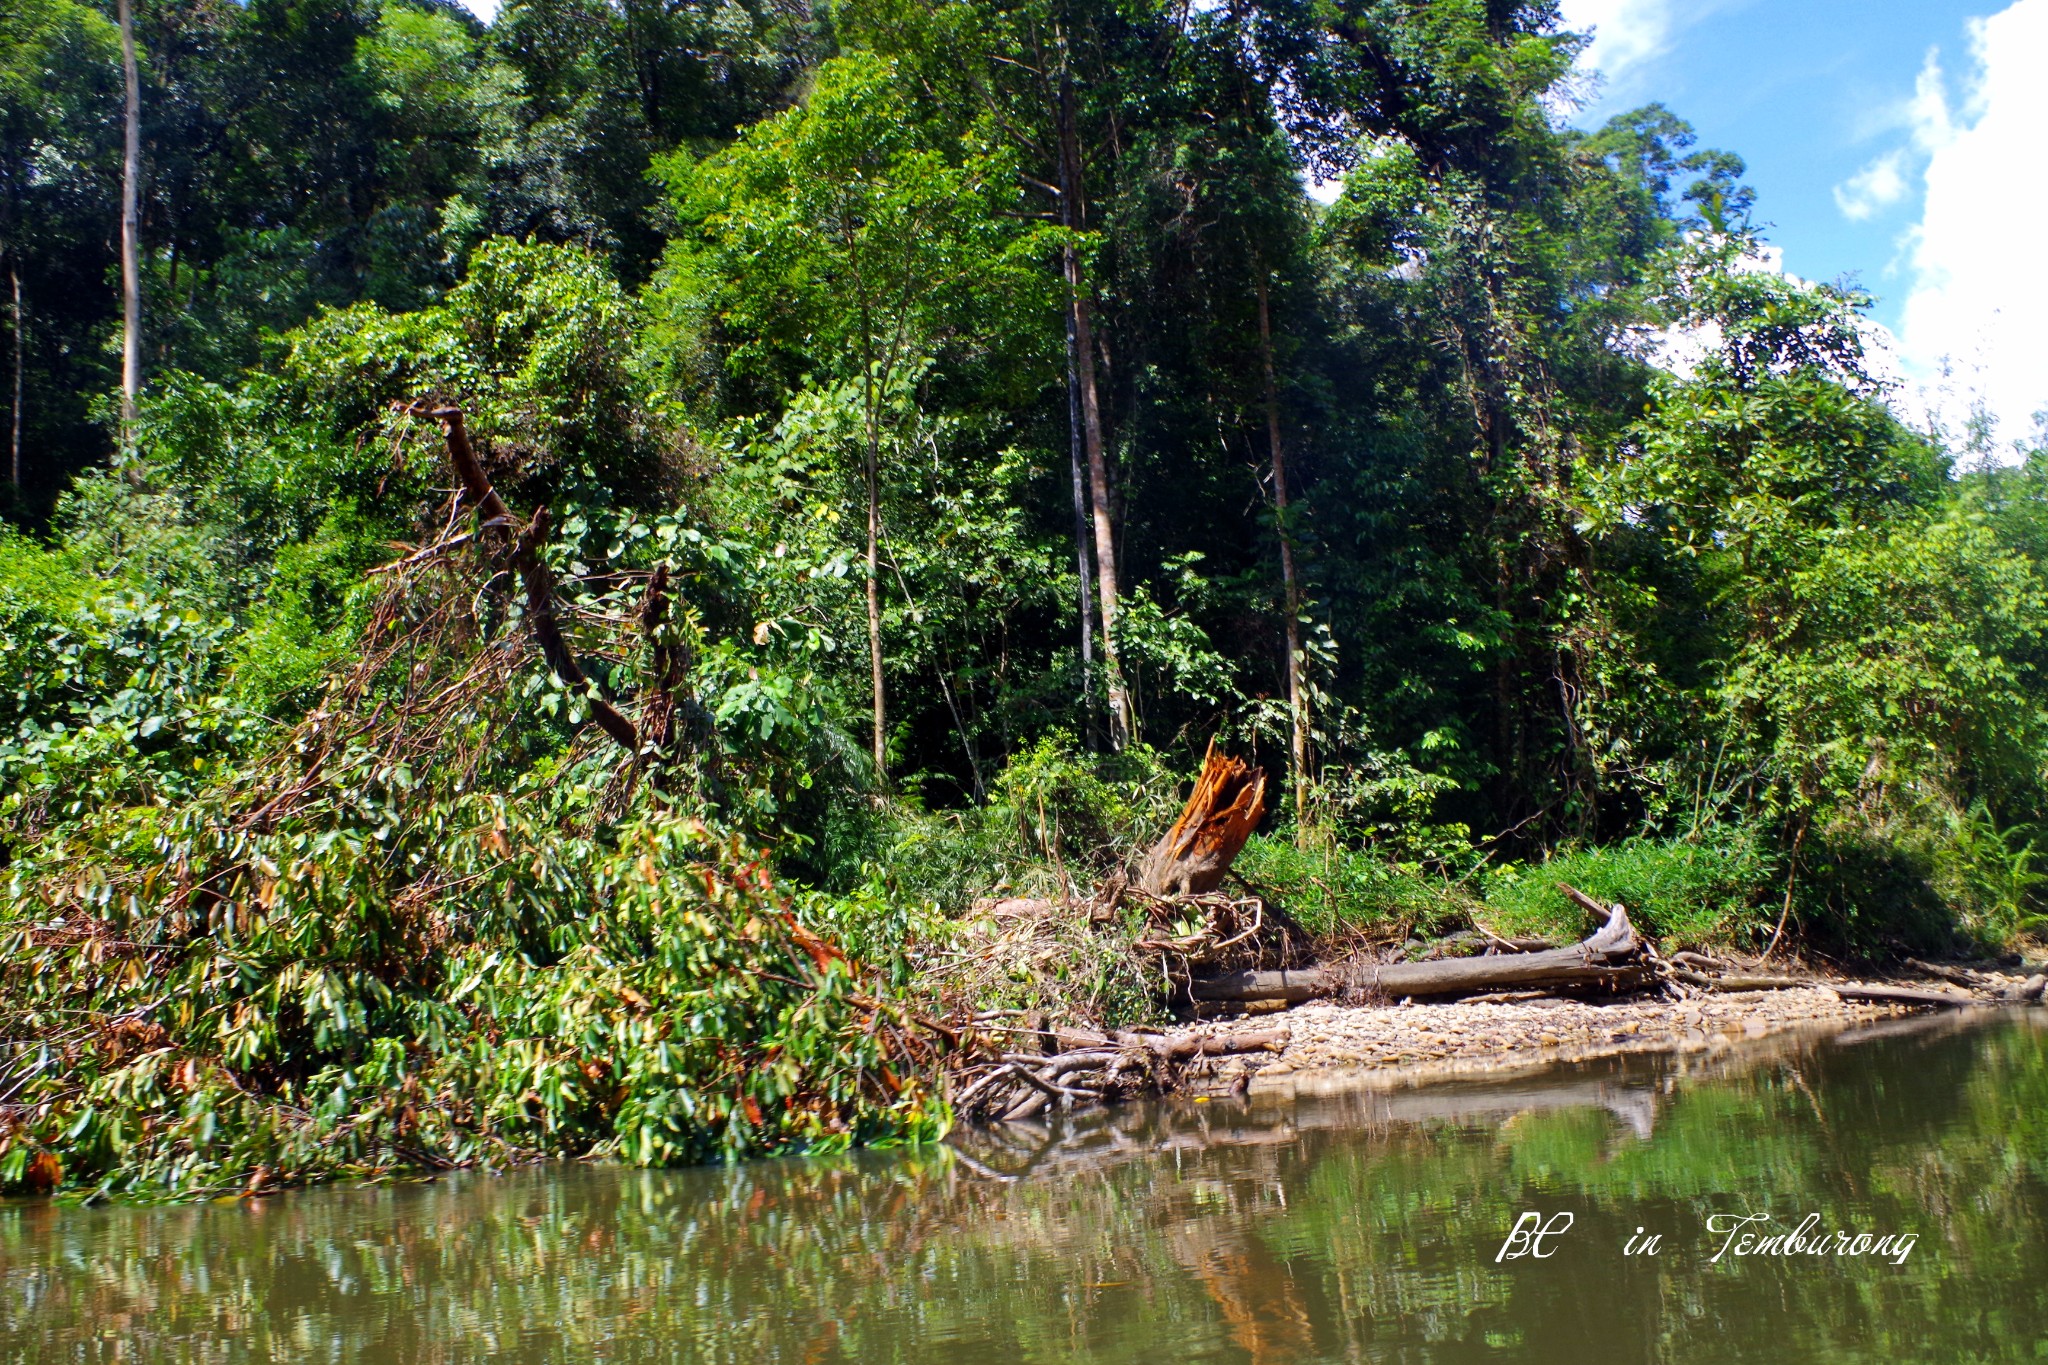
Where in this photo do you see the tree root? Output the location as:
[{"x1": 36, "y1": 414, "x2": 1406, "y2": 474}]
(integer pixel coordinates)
[{"x1": 949, "y1": 1027, "x2": 1288, "y2": 1123}]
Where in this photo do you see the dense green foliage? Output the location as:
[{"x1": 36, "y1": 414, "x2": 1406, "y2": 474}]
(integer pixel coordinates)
[{"x1": 4, "y1": 0, "x2": 2047, "y2": 1197}]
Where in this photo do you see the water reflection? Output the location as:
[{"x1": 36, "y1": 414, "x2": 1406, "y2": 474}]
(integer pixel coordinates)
[{"x1": 5, "y1": 1014, "x2": 2045, "y2": 1363}]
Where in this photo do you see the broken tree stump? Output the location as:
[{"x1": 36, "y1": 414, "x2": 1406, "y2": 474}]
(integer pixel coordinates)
[{"x1": 1138, "y1": 744, "x2": 1267, "y2": 898}]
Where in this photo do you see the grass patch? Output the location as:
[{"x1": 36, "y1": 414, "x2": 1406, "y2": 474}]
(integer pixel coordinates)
[
  {"x1": 1236, "y1": 833, "x2": 1479, "y2": 944},
  {"x1": 1482, "y1": 826, "x2": 1778, "y2": 948}
]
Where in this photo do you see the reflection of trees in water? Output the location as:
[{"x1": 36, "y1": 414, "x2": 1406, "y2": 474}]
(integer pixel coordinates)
[{"x1": 2, "y1": 1017, "x2": 2043, "y2": 1364}]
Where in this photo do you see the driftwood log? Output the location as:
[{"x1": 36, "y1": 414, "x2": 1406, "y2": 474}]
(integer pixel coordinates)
[
  {"x1": 1828, "y1": 982, "x2": 1986, "y2": 1009},
  {"x1": 1139, "y1": 744, "x2": 1267, "y2": 897},
  {"x1": 1670, "y1": 967, "x2": 1807, "y2": 992},
  {"x1": 950, "y1": 1026, "x2": 1289, "y2": 1123},
  {"x1": 1672, "y1": 958, "x2": 2015, "y2": 1007},
  {"x1": 1192, "y1": 900, "x2": 1650, "y2": 1004}
]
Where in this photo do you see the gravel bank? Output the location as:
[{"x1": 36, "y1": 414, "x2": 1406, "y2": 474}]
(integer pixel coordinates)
[{"x1": 1200, "y1": 985, "x2": 1989, "y2": 1093}]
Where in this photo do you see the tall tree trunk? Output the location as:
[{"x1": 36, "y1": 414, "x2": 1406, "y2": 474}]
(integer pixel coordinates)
[
  {"x1": 1065, "y1": 300, "x2": 1098, "y2": 745},
  {"x1": 117, "y1": 0, "x2": 141, "y2": 449},
  {"x1": 1057, "y1": 70, "x2": 1131, "y2": 747},
  {"x1": 8, "y1": 256, "x2": 20, "y2": 490},
  {"x1": 866, "y1": 424, "x2": 886, "y2": 781},
  {"x1": 1069, "y1": 251, "x2": 1129, "y2": 750},
  {"x1": 1256, "y1": 270, "x2": 1309, "y2": 836},
  {"x1": 851, "y1": 231, "x2": 887, "y2": 785}
]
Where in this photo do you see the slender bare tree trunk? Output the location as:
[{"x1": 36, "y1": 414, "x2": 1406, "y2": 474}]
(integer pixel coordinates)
[
  {"x1": 1256, "y1": 269, "x2": 1309, "y2": 837},
  {"x1": 8, "y1": 256, "x2": 21, "y2": 491},
  {"x1": 1064, "y1": 301, "x2": 1098, "y2": 744},
  {"x1": 117, "y1": 0, "x2": 141, "y2": 450},
  {"x1": 1058, "y1": 71, "x2": 1131, "y2": 748},
  {"x1": 847, "y1": 218, "x2": 888, "y2": 784},
  {"x1": 865, "y1": 421, "x2": 886, "y2": 780},
  {"x1": 1068, "y1": 251, "x2": 1129, "y2": 753}
]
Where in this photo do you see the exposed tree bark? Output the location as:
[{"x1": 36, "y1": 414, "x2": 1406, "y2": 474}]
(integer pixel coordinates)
[
  {"x1": 417, "y1": 404, "x2": 640, "y2": 757},
  {"x1": 1139, "y1": 744, "x2": 1268, "y2": 897},
  {"x1": 1191, "y1": 901, "x2": 1648, "y2": 1003},
  {"x1": 1057, "y1": 66, "x2": 1131, "y2": 748},
  {"x1": 117, "y1": 0, "x2": 141, "y2": 446},
  {"x1": 865, "y1": 407, "x2": 887, "y2": 780},
  {"x1": 1065, "y1": 276, "x2": 1098, "y2": 743},
  {"x1": 8, "y1": 256, "x2": 20, "y2": 489},
  {"x1": 1255, "y1": 267, "x2": 1309, "y2": 837}
]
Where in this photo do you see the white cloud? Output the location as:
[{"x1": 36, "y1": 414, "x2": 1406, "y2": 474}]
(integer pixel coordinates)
[
  {"x1": 1892, "y1": 0, "x2": 2048, "y2": 456},
  {"x1": 1832, "y1": 150, "x2": 1908, "y2": 222},
  {"x1": 1555, "y1": 0, "x2": 1739, "y2": 105},
  {"x1": 452, "y1": 0, "x2": 500, "y2": 21},
  {"x1": 1302, "y1": 174, "x2": 1344, "y2": 206},
  {"x1": 1644, "y1": 245, "x2": 1793, "y2": 378},
  {"x1": 1556, "y1": 0, "x2": 1680, "y2": 91},
  {"x1": 1904, "y1": 49, "x2": 1955, "y2": 151}
]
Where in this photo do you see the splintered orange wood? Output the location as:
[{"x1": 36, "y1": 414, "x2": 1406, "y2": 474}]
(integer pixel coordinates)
[{"x1": 1139, "y1": 743, "x2": 1268, "y2": 897}]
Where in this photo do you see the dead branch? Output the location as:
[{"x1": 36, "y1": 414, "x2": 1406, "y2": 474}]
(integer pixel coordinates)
[
  {"x1": 1670, "y1": 967, "x2": 1808, "y2": 992},
  {"x1": 366, "y1": 530, "x2": 476, "y2": 575},
  {"x1": 948, "y1": 1024, "x2": 1288, "y2": 1123},
  {"x1": 1903, "y1": 957, "x2": 1993, "y2": 988},
  {"x1": 407, "y1": 401, "x2": 640, "y2": 758},
  {"x1": 1557, "y1": 881, "x2": 1616, "y2": 920}
]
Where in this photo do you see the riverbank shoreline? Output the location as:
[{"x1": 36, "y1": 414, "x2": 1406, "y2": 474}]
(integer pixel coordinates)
[
  {"x1": 1185, "y1": 972, "x2": 2046, "y2": 1099},
  {"x1": 955, "y1": 944, "x2": 2048, "y2": 1126}
]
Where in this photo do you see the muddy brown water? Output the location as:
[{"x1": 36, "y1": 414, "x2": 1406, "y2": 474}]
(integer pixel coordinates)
[{"x1": 5, "y1": 1012, "x2": 2045, "y2": 1362}]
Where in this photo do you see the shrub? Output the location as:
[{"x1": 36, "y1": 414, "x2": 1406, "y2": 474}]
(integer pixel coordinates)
[
  {"x1": 990, "y1": 733, "x2": 1180, "y2": 877},
  {"x1": 0, "y1": 805, "x2": 945, "y2": 1199},
  {"x1": 1482, "y1": 824, "x2": 1778, "y2": 948}
]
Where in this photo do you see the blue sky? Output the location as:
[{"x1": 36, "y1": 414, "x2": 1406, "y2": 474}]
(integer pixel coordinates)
[
  {"x1": 1560, "y1": 0, "x2": 2048, "y2": 451},
  {"x1": 1566, "y1": 0, "x2": 1981, "y2": 330}
]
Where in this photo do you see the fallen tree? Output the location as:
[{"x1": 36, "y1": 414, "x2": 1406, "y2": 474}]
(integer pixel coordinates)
[
  {"x1": 1827, "y1": 982, "x2": 1987, "y2": 1009},
  {"x1": 1190, "y1": 896, "x2": 1652, "y2": 1005},
  {"x1": 970, "y1": 745, "x2": 1303, "y2": 973}
]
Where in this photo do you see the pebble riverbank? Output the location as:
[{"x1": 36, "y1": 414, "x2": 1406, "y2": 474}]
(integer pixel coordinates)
[{"x1": 1198, "y1": 978, "x2": 2037, "y2": 1093}]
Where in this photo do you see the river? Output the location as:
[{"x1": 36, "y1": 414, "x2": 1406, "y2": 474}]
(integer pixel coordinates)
[{"x1": 5, "y1": 1012, "x2": 2045, "y2": 1362}]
